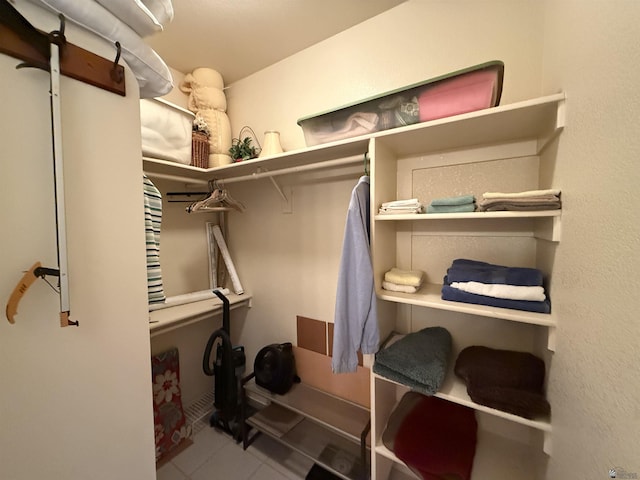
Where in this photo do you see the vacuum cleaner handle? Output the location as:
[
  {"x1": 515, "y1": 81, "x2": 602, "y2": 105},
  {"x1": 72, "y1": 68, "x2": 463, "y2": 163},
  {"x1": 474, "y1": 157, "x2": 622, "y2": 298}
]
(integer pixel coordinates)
[
  {"x1": 212, "y1": 288, "x2": 230, "y2": 334},
  {"x1": 202, "y1": 328, "x2": 232, "y2": 376}
]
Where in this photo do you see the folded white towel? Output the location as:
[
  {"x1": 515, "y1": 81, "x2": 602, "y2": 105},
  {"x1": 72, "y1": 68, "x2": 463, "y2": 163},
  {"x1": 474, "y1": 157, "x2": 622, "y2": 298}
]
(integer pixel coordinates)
[
  {"x1": 482, "y1": 189, "x2": 561, "y2": 199},
  {"x1": 380, "y1": 204, "x2": 424, "y2": 210},
  {"x1": 381, "y1": 198, "x2": 420, "y2": 208},
  {"x1": 382, "y1": 281, "x2": 418, "y2": 294},
  {"x1": 384, "y1": 268, "x2": 424, "y2": 287},
  {"x1": 450, "y1": 281, "x2": 546, "y2": 302},
  {"x1": 379, "y1": 206, "x2": 424, "y2": 214}
]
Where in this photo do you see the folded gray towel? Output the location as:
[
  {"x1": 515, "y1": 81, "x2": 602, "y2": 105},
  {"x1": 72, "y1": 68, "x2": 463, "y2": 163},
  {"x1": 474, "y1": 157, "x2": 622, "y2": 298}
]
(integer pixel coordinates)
[
  {"x1": 373, "y1": 327, "x2": 451, "y2": 395},
  {"x1": 430, "y1": 194, "x2": 475, "y2": 206}
]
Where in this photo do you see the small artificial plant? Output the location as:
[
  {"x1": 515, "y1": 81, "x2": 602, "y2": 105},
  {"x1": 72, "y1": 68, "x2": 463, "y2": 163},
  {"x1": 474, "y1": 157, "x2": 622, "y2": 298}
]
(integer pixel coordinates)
[{"x1": 229, "y1": 136, "x2": 258, "y2": 162}]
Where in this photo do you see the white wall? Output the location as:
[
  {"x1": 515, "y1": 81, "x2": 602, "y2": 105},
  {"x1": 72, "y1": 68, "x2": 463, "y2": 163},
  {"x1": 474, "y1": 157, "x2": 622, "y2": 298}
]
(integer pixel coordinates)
[
  {"x1": 225, "y1": 1, "x2": 640, "y2": 478},
  {"x1": 0, "y1": 2, "x2": 156, "y2": 479},
  {"x1": 224, "y1": 0, "x2": 546, "y2": 384},
  {"x1": 540, "y1": 1, "x2": 640, "y2": 477},
  {"x1": 226, "y1": 0, "x2": 544, "y2": 152}
]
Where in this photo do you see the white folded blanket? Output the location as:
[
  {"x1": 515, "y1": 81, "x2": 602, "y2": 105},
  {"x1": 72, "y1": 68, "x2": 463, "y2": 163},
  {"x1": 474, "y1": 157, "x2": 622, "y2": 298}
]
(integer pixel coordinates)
[
  {"x1": 382, "y1": 281, "x2": 418, "y2": 294},
  {"x1": 482, "y1": 189, "x2": 561, "y2": 199},
  {"x1": 141, "y1": 98, "x2": 193, "y2": 164},
  {"x1": 450, "y1": 281, "x2": 546, "y2": 301},
  {"x1": 384, "y1": 268, "x2": 424, "y2": 287}
]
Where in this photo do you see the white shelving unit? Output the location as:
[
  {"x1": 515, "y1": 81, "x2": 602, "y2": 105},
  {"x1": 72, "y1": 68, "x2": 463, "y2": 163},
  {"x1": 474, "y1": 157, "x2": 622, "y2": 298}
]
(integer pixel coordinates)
[
  {"x1": 242, "y1": 379, "x2": 370, "y2": 480},
  {"x1": 149, "y1": 293, "x2": 252, "y2": 337},
  {"x1": 143, "y1": 93, "x2": 566, "y2": 480},
  {"x1": 369, "y1": 93, "x2": 564, "y2": 479}
]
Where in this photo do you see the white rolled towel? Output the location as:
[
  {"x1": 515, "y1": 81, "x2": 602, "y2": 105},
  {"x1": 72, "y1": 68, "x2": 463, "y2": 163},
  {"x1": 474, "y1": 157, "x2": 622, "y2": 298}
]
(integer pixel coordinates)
[
  {"x1": 384, "y1": 268, "x2": 424, "y2": 287},
  {"x1": 382, "y1": 281, "x2": 418, "y2": 294},
  {"x1": 450, "y1": 281, "x2": 546, "y2": 302}
]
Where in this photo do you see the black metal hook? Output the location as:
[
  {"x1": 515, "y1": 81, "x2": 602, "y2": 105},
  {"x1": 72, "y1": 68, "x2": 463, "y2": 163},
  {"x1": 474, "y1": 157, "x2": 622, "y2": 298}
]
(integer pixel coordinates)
[
  {"x1": 48, "y1": 14, "x2": 66, "y2": 47},
  {"x1": 14, "y1": 14, "x2": 67, "y2": 72},
  {"x1": 110, "y1": 41, "x2": 124, "y2": 83}
]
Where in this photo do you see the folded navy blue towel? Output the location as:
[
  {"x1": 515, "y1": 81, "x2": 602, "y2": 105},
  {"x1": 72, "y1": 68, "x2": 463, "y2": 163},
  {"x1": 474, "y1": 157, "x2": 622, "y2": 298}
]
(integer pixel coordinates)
[
  {"x1": 441, "y1": 284, "x2": 551, "y2": 314},
  {"x1": 446, "y1": 258, "x2": 544, "y2": 286},
  {"x1": 373, "y1": 327, "x2": 451, "y2": 395}
]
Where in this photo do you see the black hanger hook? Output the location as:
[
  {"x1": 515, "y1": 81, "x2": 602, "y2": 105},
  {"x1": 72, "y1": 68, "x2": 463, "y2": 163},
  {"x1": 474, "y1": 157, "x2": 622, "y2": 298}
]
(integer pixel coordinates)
[
  {"x1": 110, "y1": 41, "x2": 124, "y2": 83},
  {"x1": 48, "y1": 14, "x2": 66, "y2": 47}
]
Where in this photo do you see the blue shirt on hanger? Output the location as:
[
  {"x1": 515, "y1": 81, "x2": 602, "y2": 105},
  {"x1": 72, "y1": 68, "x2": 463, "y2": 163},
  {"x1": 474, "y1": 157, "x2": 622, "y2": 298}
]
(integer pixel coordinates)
[{"x1": 332, "y1": 175, "x2": 379, "y2": 373}]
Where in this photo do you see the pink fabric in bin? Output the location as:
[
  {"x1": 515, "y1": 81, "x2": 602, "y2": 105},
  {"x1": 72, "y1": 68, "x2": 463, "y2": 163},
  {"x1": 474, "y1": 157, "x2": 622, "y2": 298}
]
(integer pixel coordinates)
[{"x1": 418, "y1": 70, "x2": 498, "y2": 122}]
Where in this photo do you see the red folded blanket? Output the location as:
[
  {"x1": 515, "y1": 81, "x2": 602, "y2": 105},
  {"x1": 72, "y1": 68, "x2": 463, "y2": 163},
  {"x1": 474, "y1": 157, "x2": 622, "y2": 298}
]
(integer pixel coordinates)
[{"x1": 386, "y1": 392, "x2": 477, "y2": 480}]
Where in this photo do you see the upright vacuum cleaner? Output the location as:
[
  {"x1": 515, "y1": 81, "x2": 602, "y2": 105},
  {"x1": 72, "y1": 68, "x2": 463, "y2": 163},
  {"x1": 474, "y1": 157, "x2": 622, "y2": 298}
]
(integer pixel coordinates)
[{"x1": 202, "y1": 289, "x2": 245, "y2": 440}]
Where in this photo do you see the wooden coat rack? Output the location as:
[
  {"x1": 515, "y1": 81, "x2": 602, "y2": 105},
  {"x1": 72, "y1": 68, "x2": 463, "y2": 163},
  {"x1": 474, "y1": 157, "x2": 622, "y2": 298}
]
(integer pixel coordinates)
[
  {"x1": 0, "y1": 0, "x2": 126, "y2": 96},
  {"x1": 2, "y1": 0, "x2": 128, "y2": 327}
]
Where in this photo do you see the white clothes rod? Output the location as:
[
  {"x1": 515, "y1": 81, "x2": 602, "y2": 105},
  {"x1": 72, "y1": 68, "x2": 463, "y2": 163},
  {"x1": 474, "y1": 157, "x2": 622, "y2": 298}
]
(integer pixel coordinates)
[
  {"x1": 143, "y1": 153, "x2": 368, "y2": 186},
  {"x1": 144, "y1": 171, "x2": 209, "y2": 185},
  {"x1": 222, "y1": 154, "x2": 366, "y2": 184}
]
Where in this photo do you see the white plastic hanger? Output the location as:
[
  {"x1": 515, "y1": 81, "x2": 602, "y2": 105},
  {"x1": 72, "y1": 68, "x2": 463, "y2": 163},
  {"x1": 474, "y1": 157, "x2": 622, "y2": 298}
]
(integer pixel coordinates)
[{"x1": 187, "y1": 180, "x2": 245, "y2": 213}]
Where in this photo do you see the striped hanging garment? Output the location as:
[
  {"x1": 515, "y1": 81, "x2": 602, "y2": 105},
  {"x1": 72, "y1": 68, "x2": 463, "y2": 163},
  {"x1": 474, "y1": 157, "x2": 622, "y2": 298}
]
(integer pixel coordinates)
[{"x1": 143, "y1": 175, "x2": 166, "y2": 305}]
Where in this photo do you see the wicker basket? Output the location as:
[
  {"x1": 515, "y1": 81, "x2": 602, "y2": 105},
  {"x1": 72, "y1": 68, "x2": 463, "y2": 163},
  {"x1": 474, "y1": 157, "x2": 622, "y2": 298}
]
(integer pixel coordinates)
[{"x1": 191, "y1": 132, "x2": 210, "y2": 168}]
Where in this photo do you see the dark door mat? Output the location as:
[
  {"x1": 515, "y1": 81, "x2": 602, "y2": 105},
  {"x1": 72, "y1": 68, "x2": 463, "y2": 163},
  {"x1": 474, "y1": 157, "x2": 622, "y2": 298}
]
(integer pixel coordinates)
[{"x1": 306, "y1": 463, "x2": 342, "y2": 480}]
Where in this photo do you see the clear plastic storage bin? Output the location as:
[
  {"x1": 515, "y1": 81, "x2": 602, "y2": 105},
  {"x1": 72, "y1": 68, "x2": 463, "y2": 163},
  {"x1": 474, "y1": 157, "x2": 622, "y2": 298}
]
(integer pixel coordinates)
[{"x1": 297, "y1": 61, "x2": 504, "y2": 147}]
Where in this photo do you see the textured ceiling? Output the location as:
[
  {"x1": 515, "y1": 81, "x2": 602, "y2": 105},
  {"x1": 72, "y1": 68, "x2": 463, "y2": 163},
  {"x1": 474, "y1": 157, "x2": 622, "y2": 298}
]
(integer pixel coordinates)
[{"x1": 145, "y1": 0, "x2": 406, "y2": 85}]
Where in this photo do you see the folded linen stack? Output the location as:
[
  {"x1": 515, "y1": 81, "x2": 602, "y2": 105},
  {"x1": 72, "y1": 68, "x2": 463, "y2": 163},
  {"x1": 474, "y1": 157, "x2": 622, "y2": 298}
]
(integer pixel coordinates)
[
  {"x1": 441, "y1": 258, "x2": 550, "y2": 313},
  {"x1": 478, "y1": 189, "x2": 561, "y2": 211},
  {"x1": 383, "y1": 267, "x2": 425, "y2": 294},
  {"x1": 455, "y1": 346, "x2": 551, "y2": 419},
  {"x1": 426, "y1": 194, "x2": 476, "y2": 213},
  {"x1": 373, "y1": 327, "x2": 452, "y2": 395},
  {"x1": 379, "y1": 198, "x2": 424, "y2": 215}
]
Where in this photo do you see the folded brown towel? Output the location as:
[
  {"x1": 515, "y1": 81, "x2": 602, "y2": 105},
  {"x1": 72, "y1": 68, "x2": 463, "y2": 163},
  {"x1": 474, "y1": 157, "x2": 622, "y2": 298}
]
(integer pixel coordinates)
[
  {"x1": 466, "y1": 384, "x2": 551, "y2": 419},
  {"x1": 478, "y1": 195, "x2": 561, "y2": 212},
  {"x1": 454, "y1": 346, "x2": 550, "y2": 420}
]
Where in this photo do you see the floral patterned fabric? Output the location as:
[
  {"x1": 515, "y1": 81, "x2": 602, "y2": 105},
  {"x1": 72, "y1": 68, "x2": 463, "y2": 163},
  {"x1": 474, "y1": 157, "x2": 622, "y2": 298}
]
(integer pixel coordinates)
[{"x1": 152, "y1": 348, "x2": 191, "y2": 463}]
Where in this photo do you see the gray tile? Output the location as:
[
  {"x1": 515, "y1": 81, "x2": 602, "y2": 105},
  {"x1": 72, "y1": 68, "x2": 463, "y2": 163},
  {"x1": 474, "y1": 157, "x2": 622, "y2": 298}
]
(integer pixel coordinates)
[
  {"x1": 191, "y1": 441, "x2": 262, "y2": 480},
  {"x1": 248, "y1": 437, "x2": 312, "y2": 480},
  {"x1": 156, "y1": 461, "x2": 188, "y2": 480},
  {"x1": 249, "y1": 463, "x2": 292, "y2": 480},
  {"x1": 266, "y1": 454, "x2": 313, "y2": 480},
  {"x1": 171, "y1": 426, "x2": 231, "y2": 475}
]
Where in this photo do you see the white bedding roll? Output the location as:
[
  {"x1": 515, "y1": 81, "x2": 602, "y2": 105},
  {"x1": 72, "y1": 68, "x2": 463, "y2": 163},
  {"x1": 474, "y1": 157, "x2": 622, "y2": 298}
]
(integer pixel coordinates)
[
  {"x1": 95, "y1": 0, "x2": 164, "y2": 37},
  {"x1": 141, "y1": 0, "x2": 174, "y2": 25}
]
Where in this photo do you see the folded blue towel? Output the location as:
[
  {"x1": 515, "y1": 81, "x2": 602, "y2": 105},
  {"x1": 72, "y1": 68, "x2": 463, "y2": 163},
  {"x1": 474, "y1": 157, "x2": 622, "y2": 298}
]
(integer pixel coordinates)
[
  {"x1": 441, "y1": 284, "x2": 551, "y2": 314},
  {"x1": 430, "y1": 195, "x2": 475, "y2": 206},
  {"x1": 427, "y1": 204, "x2": 476, "y2": 213},
  {"x1": 373, "y1": 327, "x2": 451, "y2": 395},
  {"x1": 446, "y1": 258, "x2": 544, "y2": 286}
]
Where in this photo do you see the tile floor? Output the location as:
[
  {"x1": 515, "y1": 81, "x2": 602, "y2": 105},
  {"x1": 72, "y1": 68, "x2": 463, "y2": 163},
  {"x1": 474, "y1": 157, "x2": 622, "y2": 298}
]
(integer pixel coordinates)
[{"x1": 156, "y1": 420, "x2": 314, "y2": 480}]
